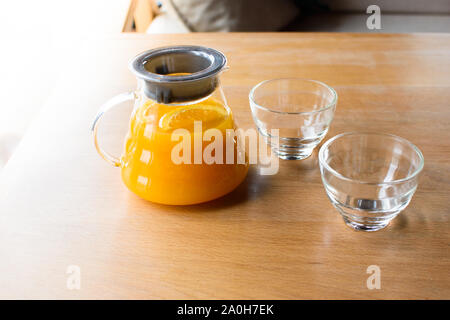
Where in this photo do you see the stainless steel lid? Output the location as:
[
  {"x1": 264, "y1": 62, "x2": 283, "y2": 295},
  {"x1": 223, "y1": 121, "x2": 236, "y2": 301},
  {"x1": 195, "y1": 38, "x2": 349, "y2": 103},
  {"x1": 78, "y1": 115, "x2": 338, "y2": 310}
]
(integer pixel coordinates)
[{"x1": 129, "y1": 45, "x2": 227, "y2": 104}]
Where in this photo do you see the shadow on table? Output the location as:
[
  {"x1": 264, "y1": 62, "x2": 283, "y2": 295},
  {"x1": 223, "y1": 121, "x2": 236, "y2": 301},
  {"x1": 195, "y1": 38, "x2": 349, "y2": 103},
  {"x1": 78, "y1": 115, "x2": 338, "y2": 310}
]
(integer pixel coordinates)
[
  {"x1": 130, "y1": 165, "x2": 275, "y2": 214},
  {"x1": 127, "y1": 150, "x2": 325, "y2": 215}
]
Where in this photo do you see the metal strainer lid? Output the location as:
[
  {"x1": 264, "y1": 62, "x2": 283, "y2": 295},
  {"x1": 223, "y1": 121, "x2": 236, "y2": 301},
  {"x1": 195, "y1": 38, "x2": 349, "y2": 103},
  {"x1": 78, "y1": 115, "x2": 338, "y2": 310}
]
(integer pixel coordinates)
[{"x1": 129, "y1": 45, "x2": 227, "y2": 104}]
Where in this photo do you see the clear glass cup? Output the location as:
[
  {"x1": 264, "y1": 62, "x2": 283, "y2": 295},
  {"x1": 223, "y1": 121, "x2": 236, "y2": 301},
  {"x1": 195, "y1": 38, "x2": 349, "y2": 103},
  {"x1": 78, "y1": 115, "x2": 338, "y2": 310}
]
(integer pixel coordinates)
[
  {"x1": 318, "y1": 132, "x2": 424, "y2": 231},
  {"x1": 249, "y1": 78, "x2": 337, "y2": 160}
]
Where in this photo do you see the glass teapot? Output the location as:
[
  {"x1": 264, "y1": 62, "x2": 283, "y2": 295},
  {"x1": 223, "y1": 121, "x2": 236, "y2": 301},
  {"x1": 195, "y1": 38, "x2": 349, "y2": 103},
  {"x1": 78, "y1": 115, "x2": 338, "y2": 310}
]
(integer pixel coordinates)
[{"x1": 92, "y1": 46, "x2": 248, "y2": 205}]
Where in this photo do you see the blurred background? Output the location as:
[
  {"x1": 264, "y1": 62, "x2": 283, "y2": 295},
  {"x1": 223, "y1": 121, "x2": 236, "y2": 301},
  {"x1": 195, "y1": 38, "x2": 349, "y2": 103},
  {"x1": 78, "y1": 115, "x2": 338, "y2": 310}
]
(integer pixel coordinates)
[{"x1": 0, "y1": 0, "x2": 449, "y2": 169}]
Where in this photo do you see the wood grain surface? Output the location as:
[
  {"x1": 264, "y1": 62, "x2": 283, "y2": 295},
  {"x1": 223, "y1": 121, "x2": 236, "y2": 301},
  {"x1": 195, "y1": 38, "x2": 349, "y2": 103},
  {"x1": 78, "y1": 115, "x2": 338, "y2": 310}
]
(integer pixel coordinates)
[{"x1": 0, "y1": 33, "x2": 449, "y2": 299}]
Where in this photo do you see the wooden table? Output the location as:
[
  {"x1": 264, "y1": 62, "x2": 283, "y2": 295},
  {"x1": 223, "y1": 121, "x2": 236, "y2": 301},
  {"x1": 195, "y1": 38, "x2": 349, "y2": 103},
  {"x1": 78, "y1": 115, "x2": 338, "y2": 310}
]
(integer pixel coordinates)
[{"x1": 0, "y1": 33, "x2": 449, "y2": 299}]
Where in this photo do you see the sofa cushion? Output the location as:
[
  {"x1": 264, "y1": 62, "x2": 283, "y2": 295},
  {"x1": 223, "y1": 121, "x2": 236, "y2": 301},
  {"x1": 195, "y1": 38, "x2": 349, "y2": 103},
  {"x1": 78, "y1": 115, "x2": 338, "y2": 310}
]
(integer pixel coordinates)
[{"x1": 166, "y1": 0, "x2": 300, "y2": 32}]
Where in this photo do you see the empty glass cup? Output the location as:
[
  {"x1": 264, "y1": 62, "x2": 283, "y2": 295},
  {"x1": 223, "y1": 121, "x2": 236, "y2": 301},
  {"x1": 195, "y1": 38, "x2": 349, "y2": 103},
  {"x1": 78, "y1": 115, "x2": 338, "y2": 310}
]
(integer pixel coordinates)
[
  {"x1": 249, "y1": 78, "x2": 337, "y2": 160},
  {"x1": 319, "y1": 132, "x2": 424, "y2": 231}
]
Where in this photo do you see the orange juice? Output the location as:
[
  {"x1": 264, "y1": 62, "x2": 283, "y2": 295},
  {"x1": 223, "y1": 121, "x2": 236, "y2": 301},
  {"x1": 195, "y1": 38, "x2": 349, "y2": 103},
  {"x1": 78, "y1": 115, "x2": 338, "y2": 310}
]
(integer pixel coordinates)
[{"x1": 120, "y1": 97, "x2": 249, "y2": 205}]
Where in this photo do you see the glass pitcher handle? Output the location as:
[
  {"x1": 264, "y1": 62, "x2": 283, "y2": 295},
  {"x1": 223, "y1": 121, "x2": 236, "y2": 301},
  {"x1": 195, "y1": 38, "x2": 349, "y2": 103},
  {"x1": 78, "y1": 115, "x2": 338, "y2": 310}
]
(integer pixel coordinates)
[{"x1": 91, "y1": 91, "x2": 136, "y2": 167}]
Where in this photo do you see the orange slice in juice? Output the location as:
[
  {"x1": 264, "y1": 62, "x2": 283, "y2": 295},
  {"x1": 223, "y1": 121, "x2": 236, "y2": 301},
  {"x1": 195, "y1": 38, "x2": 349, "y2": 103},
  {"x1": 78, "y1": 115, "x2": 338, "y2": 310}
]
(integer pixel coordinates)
[{"x1": 159, "y1": 101, "x2": 228, "y2": 131}]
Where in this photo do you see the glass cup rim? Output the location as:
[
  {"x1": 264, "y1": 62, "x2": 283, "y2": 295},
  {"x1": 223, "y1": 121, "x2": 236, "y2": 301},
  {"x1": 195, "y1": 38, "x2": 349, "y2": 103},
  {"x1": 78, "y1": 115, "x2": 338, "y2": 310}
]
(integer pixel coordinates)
[
  {"x1": 318, "y1": 132, "x2": 425, "y2": 186},
  {"x1": 249, "y1": 78, "x2": 338, "y2": 115}
]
